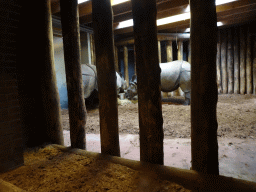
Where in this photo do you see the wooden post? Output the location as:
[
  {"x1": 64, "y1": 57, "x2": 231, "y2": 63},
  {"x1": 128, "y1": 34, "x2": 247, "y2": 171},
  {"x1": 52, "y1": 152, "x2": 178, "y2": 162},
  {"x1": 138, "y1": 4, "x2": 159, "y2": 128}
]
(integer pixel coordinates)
[
  {"x1": 114, "y1": 46, "x2": 119, "y2": 72},
  {"x1": 221, "y1": 29, "x2": 228, "y2": 94},
  {"x1": 240, "y1": 27, "x2": 246, "y2": 94},
  {"x1": 90, "y1": 34, "x2": 95, "y2": 65},
  {"x1": 131, "y1": 0, "x2": 163, "y2": 165},
  {"x1": 176, "y1": 40, "x2": 184, "y2": 96},
  {"x1": 134, "y1": 45, "x2": 137, "y2": 75},
  {"x1": 227, "y1": 29, "x2": 234, "y2": 94},
  {"x1": 166, "y1": 40, "x2": 173, "y2": 97},
  {"x1": 158, "y1": 41, "x2": 161, "y2": 63},
  {"x1": 188, "y1": 40, "x2": 191, "y2": 64},
  {"x1": 216, "y1": 31, "x2": 222, "y2": 93},
  {"x1": 190, "y1": 0, "x2": 219, "y2": 175},
  {"x1": 178, "y1": 40, "x2": 183, "y2": 61},
  {"x1": 92, "y1": 0, "x2": 120, "y2": 156},
  {"x1": 254, "y1": 36, "x2": 256, "y2": 94},
  {"x1": 166, "y1": 41, "x2": 173, "y2": 62},
  {"x1": 246, "y1": 27, "x2": 252, "y2": 94},
  {"x1": 60, "y1": 0, "x2": 86, "y2": 149},
  {"x1": 123, "y1": 45, "x2": 129, "y2": 87},
  {"x1": 234, "y1": 27, "x2": 240, "y2": 94},
  {"x1": 42, "y1": 0, "x2": 64, "y2": 145}
]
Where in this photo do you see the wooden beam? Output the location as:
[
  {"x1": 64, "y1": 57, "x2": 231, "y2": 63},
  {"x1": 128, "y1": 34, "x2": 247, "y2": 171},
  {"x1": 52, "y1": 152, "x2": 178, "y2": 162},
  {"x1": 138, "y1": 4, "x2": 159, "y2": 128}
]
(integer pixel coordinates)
[
  {"x1": 234, "y1": 27, "x2": 240, "y2": 94},
  {"x1": 42, "y1": 0, "x2": 64, "y2": 146},
  {"x1": 190, "y1": 0, "x2": 219, "y2": 175},
  {"x1": 227, "y1": 28, "x2": 234, "y2": 94},
  {"x1": 246, "y1": 27, "x2": 253, "y2": 94},
  {"x1": 166, "y1": 40, "x2": 173, "y2": 62},
  {"x1": 158, "y1": 41, "x2": 161, "y2": 63},
  {"x1": 123, "y1": 45, "x2": 129, "y2": 86},
  {"x1": 60, "y1": 0, "x2": 86, "y2": 149},
  {"x1": 240, "y1": 26, "x2": 246, "y2": 94},
  {"x1": 254, "y1": 36, "x2": 256, "y2": 94},
  {"x1": 114, "y1": 1, "x2": 256, "y2": 36},
  {"x1": 221, "y1": 29, "x2": 228, "y2": 94},
  {"x1": 92, "y1": 0, "x2": 120, "y2": 157},
  {"x1": 114, "y1": 46, "x2": 119, "y2": 72},
  {"x1": 131, "y1": 0, "x2": 163, "y2": 165},
  {"x1": 216, "y1": 31, "x2": 222, "y2": 93}
]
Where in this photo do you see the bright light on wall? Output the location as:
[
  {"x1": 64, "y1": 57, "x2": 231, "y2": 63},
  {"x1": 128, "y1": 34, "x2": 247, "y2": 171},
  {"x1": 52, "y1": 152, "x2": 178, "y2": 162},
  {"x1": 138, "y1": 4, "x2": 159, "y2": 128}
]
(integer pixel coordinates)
[
  {"x1": 111, "y1": 0, "x2": 129, "y2": 6},
  {"x1": 157, "y1": 12, "x2": 190, "y2": 26}
]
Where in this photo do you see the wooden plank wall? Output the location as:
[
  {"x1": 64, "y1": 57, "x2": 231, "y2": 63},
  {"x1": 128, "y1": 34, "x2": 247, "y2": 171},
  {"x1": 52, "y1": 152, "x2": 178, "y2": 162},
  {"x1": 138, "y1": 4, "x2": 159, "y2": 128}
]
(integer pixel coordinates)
[{"x1": 217, "y1": 23, "x2": 256, "y2": 95}]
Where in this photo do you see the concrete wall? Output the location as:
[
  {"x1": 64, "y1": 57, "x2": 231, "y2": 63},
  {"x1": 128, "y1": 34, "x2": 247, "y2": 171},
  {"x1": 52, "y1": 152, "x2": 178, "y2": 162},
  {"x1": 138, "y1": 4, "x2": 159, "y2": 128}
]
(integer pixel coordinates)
[{"x1": 53, "y1": 32, "x2": 89, "y2": 109}]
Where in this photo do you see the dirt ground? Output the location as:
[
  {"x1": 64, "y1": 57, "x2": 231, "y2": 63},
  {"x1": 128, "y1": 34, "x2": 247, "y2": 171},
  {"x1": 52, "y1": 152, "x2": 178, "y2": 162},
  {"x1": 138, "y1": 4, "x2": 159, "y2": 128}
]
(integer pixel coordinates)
[
  {"x1": 63, "y1": 94, "x2": 256, "y2": 140},
  {"x1": 1, "y1": 94, "x2": 255, "y2": 192}
]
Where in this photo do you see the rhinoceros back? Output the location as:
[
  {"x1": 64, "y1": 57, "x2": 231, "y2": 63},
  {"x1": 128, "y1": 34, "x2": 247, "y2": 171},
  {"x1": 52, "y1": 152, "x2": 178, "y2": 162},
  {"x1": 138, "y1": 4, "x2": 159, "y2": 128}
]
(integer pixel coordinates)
[
  {"x1": 160, "y1": 60, "x2": 182, "y2": 92},
  {"x1": 81, "y1": 64, "x2": 98, "y2": 99}
]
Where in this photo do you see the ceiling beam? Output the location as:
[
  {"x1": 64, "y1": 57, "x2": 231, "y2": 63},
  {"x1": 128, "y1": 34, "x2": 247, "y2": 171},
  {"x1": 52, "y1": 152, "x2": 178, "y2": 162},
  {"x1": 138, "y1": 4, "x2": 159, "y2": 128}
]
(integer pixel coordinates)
[{"x1": 114, "y1": 0, "x2": 256, "y2": 35}]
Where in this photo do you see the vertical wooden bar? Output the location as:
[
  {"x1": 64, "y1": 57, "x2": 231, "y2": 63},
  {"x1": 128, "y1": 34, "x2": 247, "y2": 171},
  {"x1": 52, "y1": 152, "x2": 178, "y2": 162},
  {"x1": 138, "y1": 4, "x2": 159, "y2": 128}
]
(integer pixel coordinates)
[
  {"x1": 234, "y1": 27, "x2": 240, "y2": 94},
  {"x1": 123, "y1": 45, "x2": 129, "y2": 87},
  {"x1": 158, "y1": 41, "x2": 162, "y2": 63},
  {"x1": 92, "y1": 0, "x2": 120, "y2": 156},
  {"x1": 166, "y1": 40, "x2": 173, "y2": 97},
  {"x1": 240, "y1": 27, "x2": 246, "y2": 94},
  {"x1": 246, "y1": 27, "x2": 252, "y2": 94},
  {"x1": 176, "y1": 40, "x2": 184, "y2": 96},
  {"x1": 134, "y1": 45, "x2": 137, "y2": 75},
  {"x1": 114, "y1": 46, "x2": 119, "y2": 72},
  {"x1": 166, "y1": 40, "x2": 173, "y2": 62},
  {"x1": 188, "y1": 40, "x2": 191, "y2": 64},
  {"x1": 131, "y1": 0, "x2": 163, "y2": 165},
  {"x1": 216, "y1": 30, "x2": 222, "y2": 93},
  {"x1": 190, "y1": 0, "x2": 219, "y2": 175},
  {"x1": 221, "y1": 29, "x2": 228, "y2": 94},
  {"x1": 90, "y1": 34, "x2": 95, "y2": 65},
  {"x1": 60, "y1": 0, "x2": 86, "y2": 149},
  {"x1": 42, "y1": 0, "x2": 64, "y2": 145},
  {"x1": 87, "y1": 33, "x2": 92, "y2": 64},
  {"x1": 178, "y1": 40, "x2": 183, "y2": 61},
  {"x1": 227, "y1": 29, "x2": 234, "y2": 94},
  {"x1": 254, "y1": 36, "x2": 256, "y2": 94}
]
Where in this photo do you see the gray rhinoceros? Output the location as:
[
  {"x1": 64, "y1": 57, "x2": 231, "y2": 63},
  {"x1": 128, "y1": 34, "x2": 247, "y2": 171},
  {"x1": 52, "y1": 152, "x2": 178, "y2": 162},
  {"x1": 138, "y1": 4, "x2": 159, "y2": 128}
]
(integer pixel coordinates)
[
  {"x1": 81, "y1": 64, "x2": 127, "y2": 99},
  {"x1": 126, "y1": 60, "x2": 191, "y2": 105}
]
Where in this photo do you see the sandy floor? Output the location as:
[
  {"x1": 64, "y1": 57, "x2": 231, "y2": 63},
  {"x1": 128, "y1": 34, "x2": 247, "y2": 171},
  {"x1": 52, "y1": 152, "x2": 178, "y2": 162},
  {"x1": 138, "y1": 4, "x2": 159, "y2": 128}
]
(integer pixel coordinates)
[{"x1": 1, "y1": 94, "x2": 256, "y2": 191}]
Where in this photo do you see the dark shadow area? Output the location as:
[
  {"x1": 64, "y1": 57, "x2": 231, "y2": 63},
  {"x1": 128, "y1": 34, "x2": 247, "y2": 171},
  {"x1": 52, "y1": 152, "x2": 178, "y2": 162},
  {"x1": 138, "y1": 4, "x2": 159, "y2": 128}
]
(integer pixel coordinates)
[{"x1": 162, "y1": 97, "x2": 186, "y2": 105}]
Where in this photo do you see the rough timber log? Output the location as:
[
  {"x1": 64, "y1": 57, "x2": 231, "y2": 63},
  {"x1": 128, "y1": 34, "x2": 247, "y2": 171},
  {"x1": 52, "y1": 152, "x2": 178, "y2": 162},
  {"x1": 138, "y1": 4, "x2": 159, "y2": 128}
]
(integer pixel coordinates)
[
  {"x1": 158, "y1": 41, "x2": 161, "y2": 63},
  {"x1": 227, "y1": 29, "x2": 234, "y2": 94},
  {"x1": 246, "y1": 27, "x2": 253, "y2": 94},
  {"x1": 134, "y1": 45, "x2": 137, "y2": 75},
  {"x1": 42, "y1": 0, "x2": 64, "y2": 145},
  {"x1": 166, "y1": 40, "x2": 173, "y2": 62},
  {"x1": 176, "y1": 40, "x2": 184, "y2": 96},
  {"x1": 234, "y1": 27, "x2": 240, "y2": 94},
  {"x1": 240, "y1": 27, "x2": 246, "y2": 94},
  {"x1": 216, "y1": 31, "x2": 222, "y2": 93},
  {"x1": 190, "y1": 0, "x2": 219, "y2": 175},
  {"x1": 254, "y1": 37, "x2": 256, "y2": 94},
  {"x1": 90, "y1": 33, "x2": 95, "y2": 65},
  {"x1": 60, "y1": 0, "x2": 86, "y2": 149},
  {"x1": 131, "y1": 0, "x2": 163, "y2": 165},
  {"x1": 114, "y1": 46, "x2": 119, "y2": 72},
  {"x1": 92, "y1": 0, "x2": 120, "y2": 156},
  {"x1": 123, "y1": 45, "x2": 129, "y2": 87},
  {"x1": 221, "y1": 29, "x2": 228, "y2": 94}
]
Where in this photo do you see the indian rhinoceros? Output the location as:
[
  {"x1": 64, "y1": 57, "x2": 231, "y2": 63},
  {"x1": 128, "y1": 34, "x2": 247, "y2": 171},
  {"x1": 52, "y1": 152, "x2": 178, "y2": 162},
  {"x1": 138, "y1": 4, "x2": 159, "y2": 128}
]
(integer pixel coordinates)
[
  {"x1": 81, "y1": 63, "x2": 127, "y2": 99},
  {"x1": 126, "y1": 60, "x2": 191, "y2": 105}
]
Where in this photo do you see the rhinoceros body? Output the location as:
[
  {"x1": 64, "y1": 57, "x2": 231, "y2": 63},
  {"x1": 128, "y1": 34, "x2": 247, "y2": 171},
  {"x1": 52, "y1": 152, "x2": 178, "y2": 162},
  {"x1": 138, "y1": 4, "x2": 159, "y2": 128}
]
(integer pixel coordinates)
[
  {"x1": 81, "y1": 64, "x2": 127, "y2": 99},
  {"x1": 126, "y1": 60, "x2": 191, "y2": 105}
]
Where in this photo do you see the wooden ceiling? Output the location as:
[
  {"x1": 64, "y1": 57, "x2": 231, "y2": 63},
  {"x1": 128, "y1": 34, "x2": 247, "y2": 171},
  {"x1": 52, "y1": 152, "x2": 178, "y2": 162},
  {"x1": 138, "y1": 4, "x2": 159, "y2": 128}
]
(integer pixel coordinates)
[{"x1": 51, "y1": 0, "x2": 256, "y2": 41}]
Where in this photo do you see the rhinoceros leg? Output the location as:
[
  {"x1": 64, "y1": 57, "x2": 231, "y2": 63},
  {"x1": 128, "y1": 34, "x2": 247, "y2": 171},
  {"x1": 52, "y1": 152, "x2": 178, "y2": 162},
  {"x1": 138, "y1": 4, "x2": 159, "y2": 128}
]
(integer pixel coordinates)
[{"x1": 179, "y1": 69, "x2": 191, "y2": 105}]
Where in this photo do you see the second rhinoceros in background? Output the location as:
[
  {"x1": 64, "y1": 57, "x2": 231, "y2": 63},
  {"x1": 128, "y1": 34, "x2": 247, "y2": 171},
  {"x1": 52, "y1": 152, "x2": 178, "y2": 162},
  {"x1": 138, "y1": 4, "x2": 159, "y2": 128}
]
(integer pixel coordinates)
[
  {"x1": 81, "y1": 64, "x2": 127, "y2": 100},
  {"x1": 126, "y1": 60, "x2": 191, "y2": 105}
]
